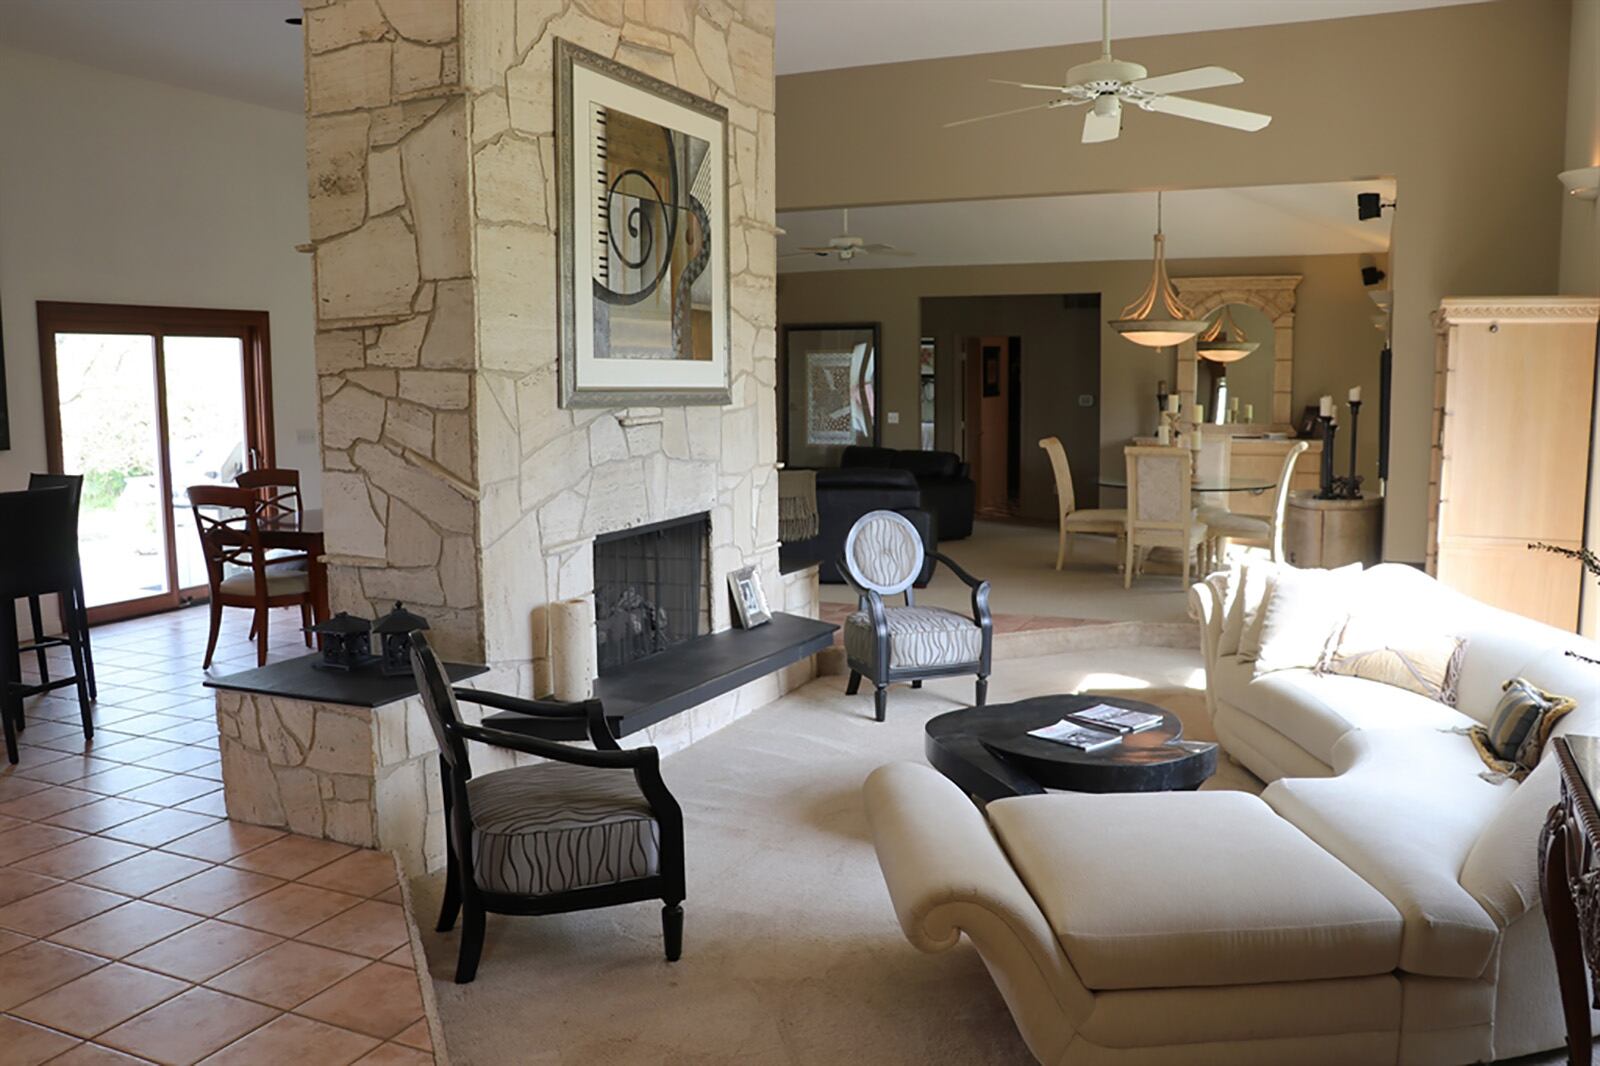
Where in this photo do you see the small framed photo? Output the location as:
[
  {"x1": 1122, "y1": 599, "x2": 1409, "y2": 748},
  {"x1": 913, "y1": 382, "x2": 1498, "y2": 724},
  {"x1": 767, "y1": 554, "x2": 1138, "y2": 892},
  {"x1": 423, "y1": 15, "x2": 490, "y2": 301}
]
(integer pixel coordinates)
[{"x1": 728, "y1": 566, "x2": 771, "y2": 629}]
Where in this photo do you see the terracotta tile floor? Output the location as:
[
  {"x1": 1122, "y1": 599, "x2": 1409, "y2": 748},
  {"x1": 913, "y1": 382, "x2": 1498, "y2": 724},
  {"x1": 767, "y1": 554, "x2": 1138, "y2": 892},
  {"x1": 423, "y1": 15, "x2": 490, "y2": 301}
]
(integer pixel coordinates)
[{"x1": 2, "y1": 606, "x2": 437, "y2": 1065}]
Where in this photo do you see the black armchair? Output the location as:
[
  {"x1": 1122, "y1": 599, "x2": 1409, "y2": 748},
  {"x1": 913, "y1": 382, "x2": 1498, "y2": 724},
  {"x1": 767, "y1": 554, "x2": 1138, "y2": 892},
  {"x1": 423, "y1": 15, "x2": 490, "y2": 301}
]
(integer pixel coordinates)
[
  {"x1": 837, "y1": 511, "x2": 993, "y2": 722},
  {"x1": 410, "y1": 634, "x2": 685, "y2": 983}
]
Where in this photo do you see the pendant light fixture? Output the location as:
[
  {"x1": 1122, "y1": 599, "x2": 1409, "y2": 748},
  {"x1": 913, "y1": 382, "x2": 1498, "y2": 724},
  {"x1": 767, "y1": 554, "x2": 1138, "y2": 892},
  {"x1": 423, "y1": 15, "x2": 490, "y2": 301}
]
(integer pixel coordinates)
[
  {"x1": 1196, "y1": 304, "x2": 1259, "y2": 363},
  {"x1": 1109, "y1": 191, "x2": 1207, "y2": 348}
]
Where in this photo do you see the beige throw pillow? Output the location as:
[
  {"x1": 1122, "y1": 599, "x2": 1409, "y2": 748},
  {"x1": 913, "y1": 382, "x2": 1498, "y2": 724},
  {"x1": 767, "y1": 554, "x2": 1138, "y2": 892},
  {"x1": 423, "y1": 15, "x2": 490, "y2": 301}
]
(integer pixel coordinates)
[
  {"x1": 1252, "y1": 563, "x2": 1363, "y2": 675},
  {"x1": 1228, "y1": 562, "x2": 1279, "y2": 661},
  {"x1": 1317, "y1": 614, "x2": 1466, "y2": 705}
]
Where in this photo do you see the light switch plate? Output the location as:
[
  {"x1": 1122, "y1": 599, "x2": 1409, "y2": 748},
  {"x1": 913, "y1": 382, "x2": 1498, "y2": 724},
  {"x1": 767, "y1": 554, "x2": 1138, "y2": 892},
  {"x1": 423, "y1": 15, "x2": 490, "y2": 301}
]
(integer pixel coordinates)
[
  {"x1": 1078, "y1": 395, "x2": 1095, "y2": 407},
  {"x1": 886, "y1": 411, "x2": 900, "y2": 424}
]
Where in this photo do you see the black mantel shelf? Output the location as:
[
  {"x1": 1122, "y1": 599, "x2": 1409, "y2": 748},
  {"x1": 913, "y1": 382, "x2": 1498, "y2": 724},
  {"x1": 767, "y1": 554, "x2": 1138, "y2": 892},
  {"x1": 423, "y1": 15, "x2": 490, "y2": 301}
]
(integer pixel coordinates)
[
  {"x1": 204, "y1": 656, "x2": 488, "y2": 708},
  {"x1": 487, "y1": 612, "x2": 838, "y2": 742}
]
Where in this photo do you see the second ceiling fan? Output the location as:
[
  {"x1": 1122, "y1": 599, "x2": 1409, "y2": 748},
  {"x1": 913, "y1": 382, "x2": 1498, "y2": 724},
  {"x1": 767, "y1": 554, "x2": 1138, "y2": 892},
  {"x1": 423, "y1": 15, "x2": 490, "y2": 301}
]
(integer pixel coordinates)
[{"x1": 946, "y1": 0, "x2": 1273, "y2": 143}]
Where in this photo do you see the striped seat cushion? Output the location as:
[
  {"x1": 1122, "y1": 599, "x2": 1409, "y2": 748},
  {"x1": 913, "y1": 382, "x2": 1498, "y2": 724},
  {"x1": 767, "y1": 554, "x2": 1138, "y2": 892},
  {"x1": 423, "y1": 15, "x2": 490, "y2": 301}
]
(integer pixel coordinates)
[
  {"x1": 1468, "y1": 677, "x2": 1576, "y2": 781},
  {"x1": 844, "y1": 605, "x2": 983, "y2": 670},
  {"x1": 466, "y1": 761, "x2": 660, "y2": 897}
]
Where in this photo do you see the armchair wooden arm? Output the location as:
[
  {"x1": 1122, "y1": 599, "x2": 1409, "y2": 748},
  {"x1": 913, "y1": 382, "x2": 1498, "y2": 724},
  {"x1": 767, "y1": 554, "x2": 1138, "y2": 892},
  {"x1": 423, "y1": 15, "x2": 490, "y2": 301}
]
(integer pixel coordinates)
[
  {"x1": 453, "y1": 688, "x2": 617, "y2": 750},
  {"x1": 930, "y1": 551, "x2": 993, "y2": 628},
  {"x1": 450, "y1": 720, "x2": 651, "y2": 771}
]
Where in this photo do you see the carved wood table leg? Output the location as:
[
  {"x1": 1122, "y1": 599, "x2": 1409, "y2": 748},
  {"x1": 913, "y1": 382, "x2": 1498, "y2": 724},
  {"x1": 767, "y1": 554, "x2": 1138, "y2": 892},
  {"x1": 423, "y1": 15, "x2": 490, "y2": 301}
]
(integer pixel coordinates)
[{"x1": 1545, "y1": 794, "x2": 1594, "y2": 1066}]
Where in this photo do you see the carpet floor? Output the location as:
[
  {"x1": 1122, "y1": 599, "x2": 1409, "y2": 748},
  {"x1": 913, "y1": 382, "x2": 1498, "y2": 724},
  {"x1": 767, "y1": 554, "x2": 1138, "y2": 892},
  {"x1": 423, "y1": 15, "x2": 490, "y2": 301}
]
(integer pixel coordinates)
[{"x1": 411, "y1": 645, "x2": 1249, "y2": 1065}]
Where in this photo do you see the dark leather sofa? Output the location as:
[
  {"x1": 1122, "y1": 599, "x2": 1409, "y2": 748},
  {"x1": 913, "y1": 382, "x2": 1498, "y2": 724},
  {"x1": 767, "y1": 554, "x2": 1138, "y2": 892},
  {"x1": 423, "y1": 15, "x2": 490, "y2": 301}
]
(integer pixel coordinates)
[
  {"x1": 778, "y1": 468, "x2": 936, "y2": 585},
  {"x1": 840, "y1": 446, "x2": 975, "y2": 540}
]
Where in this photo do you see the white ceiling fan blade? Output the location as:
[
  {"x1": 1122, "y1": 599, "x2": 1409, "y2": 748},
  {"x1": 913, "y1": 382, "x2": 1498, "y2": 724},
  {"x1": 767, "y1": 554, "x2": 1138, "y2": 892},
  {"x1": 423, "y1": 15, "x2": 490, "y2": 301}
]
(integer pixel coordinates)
[
  {"x1": 861, "y1": 244, "x2": 914, "y2": 257},
  {"x1": 990, "y1": 78, "x2": 1078, "y2": 93},
  {"x1": 1082, "y1": 107, "x2": 1120, "y2": 143},
  {"x1": 1145, "y1": 95, "x2": 1271, "y2": 132},
  {"x1": 1129, "y1": 66, "x2": 1242, "y2": 96},
  {"x1": 944, "y1": 101, "x2": 1058, "y2": 128}
]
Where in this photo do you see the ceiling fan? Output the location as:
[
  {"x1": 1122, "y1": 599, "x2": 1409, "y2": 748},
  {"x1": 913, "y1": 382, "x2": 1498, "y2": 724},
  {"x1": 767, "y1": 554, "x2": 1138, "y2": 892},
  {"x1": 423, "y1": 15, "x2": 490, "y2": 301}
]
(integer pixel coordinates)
[
  {"x1": 945, "y1": 0, "x2": 1272, "y2": 143},
  {"x1": 781, "y1": 209, "x2": 913, "y2": 262}
]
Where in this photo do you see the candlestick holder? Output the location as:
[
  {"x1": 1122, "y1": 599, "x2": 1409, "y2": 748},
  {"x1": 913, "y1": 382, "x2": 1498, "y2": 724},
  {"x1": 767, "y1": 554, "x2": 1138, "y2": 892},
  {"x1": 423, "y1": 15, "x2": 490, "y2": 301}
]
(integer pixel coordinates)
[
  {"x1": 1343, "y1": 400, "x2": 1365, "y2": 500},
  {"x1": 1317, "y1": 415, "x2": 1337, "y2": 499}
]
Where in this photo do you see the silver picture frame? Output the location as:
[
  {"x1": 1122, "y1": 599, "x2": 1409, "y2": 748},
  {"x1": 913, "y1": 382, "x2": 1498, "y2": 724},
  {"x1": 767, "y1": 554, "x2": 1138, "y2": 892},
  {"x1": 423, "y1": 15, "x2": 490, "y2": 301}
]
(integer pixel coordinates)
[
  {"x1": 555, "y1": 38, "x2": 732, "y2": 409},
  {"x1": 727, "y1": 565, "x2": 771, "y2": 629}
]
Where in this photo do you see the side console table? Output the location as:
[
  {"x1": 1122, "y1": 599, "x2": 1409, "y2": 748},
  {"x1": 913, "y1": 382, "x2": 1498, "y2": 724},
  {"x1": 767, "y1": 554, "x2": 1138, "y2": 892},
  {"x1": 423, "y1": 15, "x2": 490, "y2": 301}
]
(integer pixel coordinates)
[{"x1": 1541, "y1": 735, "x2": 1600, "y2": 1066}]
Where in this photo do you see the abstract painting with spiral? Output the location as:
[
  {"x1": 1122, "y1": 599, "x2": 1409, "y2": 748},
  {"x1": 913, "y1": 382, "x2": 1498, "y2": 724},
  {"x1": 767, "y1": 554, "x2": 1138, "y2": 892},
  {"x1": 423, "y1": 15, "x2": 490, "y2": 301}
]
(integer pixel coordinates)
[{"x1": 557, "y1": 39, "x2": 730, "y2": 407}]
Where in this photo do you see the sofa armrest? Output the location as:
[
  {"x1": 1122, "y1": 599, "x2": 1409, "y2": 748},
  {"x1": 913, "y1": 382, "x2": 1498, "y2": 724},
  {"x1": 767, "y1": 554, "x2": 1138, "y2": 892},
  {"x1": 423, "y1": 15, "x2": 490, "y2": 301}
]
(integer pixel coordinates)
[
  {"x1": 863, "y1": 763, "x2": 1091, "y2": 1060},
  {"x1": 1189, "y1": 575, "x2": 1228, "y2": 717}
]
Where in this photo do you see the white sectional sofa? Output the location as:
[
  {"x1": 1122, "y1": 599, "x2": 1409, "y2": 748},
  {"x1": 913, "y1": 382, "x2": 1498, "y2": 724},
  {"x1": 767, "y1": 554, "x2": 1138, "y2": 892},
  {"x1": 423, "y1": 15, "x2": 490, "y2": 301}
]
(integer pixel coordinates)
[{"x1": 864, "y1": 564, "x2": 1600, "y2": 1064}]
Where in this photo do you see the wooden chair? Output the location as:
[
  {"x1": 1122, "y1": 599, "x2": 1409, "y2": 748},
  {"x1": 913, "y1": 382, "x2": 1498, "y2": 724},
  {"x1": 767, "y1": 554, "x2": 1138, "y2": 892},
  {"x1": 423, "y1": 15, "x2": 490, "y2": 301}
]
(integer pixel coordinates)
[
  {"x1": 409, "y1": 633, "x2": 685, "y2": 984},
  {"x1": 1123, "y1": 446, "x2": 1209, "y2": 589},
  {"x1": 840, "y1": 510, "x2": 993, "y2": 722},
  {"x1": 234, "y1": 467, "x2": 302, "y2": 529},
  {"x1": 1200, "y1": 441, "x2": 1309, "y2": 565},
  {"x1": 1039, "y1": 437, "x2": 1126, "y2": 570},
  {"x1": 22, "y1": 473, "x2": 95, "y2": 701},
  {"x1": 186, "y1": 485, "x2": 314, "y2": 669},
  {"x1": 0, "y1": 487, "x2": 94, "y2": 763}
]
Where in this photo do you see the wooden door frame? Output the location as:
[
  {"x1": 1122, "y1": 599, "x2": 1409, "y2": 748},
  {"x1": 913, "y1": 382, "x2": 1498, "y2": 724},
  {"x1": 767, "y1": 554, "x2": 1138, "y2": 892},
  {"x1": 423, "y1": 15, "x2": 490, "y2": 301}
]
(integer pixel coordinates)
[{"x1": 36, "y1": 301, "x2": 276, "y2": 624}]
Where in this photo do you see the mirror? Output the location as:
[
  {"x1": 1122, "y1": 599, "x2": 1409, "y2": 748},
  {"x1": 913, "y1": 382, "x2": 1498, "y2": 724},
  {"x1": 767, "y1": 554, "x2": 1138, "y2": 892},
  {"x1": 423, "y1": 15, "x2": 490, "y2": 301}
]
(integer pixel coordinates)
[
  {"x1": 1195, "y1": 303, "x2": 1274, "y2": 424},
  {"x1": 1173, "y1": 275, "x2": 1301, "y2": 429}
]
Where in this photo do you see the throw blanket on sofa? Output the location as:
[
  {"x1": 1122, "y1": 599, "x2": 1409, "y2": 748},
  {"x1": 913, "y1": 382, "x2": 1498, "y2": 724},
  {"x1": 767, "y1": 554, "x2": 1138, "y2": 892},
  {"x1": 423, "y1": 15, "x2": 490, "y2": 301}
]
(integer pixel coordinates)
[{"x1": 778, "y1": 469, "x2": 819, "y2": 541}]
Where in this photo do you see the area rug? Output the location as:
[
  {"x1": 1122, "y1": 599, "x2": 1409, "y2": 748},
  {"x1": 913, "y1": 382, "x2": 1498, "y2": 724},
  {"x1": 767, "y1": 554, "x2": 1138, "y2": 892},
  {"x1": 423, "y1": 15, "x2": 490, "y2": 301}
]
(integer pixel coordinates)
[{"x1": 411, "y1": 650, "x2": 1242, "y2": 1065}]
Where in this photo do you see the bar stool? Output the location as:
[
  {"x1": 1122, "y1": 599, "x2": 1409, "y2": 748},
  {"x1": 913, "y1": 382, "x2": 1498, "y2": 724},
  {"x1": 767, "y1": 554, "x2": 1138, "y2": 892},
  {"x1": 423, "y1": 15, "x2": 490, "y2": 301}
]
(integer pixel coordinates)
[
  {"x1": 0, "y1": 487, "x2": 94, "y2": 763},
  {"x1": 22, "y1": 473, "x2": 95, "y2": 700}
]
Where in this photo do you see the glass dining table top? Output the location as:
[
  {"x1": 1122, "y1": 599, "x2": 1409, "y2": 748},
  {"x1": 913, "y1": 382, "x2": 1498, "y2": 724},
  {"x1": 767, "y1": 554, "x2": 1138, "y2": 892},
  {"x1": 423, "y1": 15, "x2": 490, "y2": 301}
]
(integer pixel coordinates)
[{"x1": 1098, "y1": 478, "x2": 1278, "y2": 494}]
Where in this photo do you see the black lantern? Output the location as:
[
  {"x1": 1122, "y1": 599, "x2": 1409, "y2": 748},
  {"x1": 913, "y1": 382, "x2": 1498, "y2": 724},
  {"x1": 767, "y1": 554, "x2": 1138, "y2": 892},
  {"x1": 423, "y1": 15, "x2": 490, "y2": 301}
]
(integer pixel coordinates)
[
  {"x1": 308, "y1": 612, "x2": 376, "y2": 672},
  {"x1": 374, "y1": 601, "x2": 429, "y2": 677}
]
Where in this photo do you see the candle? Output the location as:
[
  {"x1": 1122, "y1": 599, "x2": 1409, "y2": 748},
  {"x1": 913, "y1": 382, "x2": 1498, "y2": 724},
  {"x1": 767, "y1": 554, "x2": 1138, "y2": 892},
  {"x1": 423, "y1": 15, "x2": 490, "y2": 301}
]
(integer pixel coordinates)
[
  {"x1": 1195, "y1": 403, "x2": 1205, "y2": 425},
  {"x1": 1189, "y1": 427, "x2": 1203, "y2": 451},
  {"x1": 1230, "y1": 396, "x2": 1239, "y2": 410},
  {"x1": 1166, "y1": 393, "x2": 1179, "y2": 413},
  {"x1": 1244, "y1": 403, "x2": 1254, "y2": 423},
  {"x1": 1348, "y1": 386, "x2": 1362, "y2": 403},
  {"x1": 1157, "y1": 422, "x2": 1171, "y2": 446},
  {"x1": 1319, "y1": 395, "x2": 1333, "y2": 418}
]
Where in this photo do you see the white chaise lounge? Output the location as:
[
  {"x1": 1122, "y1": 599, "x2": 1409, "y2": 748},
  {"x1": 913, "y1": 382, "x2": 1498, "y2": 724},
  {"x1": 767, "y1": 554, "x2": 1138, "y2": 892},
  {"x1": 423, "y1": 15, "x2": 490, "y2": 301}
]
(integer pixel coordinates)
[{"x1": 864, "y1": 564, "x2": 1600, "y2": 1064}]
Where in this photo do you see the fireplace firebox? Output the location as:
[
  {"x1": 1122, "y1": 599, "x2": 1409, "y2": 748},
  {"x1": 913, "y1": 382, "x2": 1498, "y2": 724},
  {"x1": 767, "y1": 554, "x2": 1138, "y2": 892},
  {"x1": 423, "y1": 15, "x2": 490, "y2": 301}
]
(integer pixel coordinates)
[{"x1": 592, "y1": 514, "x2": 710, "y2": 675}]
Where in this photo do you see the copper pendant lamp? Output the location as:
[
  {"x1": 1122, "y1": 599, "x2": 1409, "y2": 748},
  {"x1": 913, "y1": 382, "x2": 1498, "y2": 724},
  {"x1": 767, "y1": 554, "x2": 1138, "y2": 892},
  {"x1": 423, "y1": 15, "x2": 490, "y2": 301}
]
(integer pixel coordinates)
[
  {"x1": 1197, "y1": 304, "x2": 1259, "y2": 363},
  {"x1": 1109, "y1": 191, "x2": 1207, "y2": 348}
]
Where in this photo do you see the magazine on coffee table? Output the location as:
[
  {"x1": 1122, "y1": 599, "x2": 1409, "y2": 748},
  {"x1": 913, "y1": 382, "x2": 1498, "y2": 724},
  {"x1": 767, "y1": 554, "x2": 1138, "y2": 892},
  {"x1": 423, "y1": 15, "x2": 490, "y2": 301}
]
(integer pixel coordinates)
[
  {"x1": 1065, "y1": 703, "x2": 1163, "y2": 735},
  {"x1": 1025, "y1": 718, "x2": 1123, "y2": 752}
]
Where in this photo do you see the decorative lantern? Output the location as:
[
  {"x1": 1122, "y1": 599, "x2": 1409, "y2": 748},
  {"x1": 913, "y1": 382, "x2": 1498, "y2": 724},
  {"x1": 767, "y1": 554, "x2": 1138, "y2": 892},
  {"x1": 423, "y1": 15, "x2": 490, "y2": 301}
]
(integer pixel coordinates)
[
  {"x1": 308, "y1": 612, "x2": 376, "y2": 672},
  {"x1": 374, "y1": 601, "x2": 430, "y2": 677}
]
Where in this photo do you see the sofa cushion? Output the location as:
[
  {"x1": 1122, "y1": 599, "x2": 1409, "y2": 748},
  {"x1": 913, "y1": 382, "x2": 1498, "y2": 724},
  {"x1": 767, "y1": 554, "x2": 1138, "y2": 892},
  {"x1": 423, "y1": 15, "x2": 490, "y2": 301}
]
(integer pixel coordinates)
[
  {"x1": 1264, "y1": 729, "x2": 1509, "y2": 979},
  {"x1": 1215, "y1": 662, "x2": 1477, "y2": 766},
  {"x1": 987, "y1": 790, "x2": 1402, "y2": 990},
  {"x1": 1253, "y1": 563, "x2": 1362, "y2": 675}
]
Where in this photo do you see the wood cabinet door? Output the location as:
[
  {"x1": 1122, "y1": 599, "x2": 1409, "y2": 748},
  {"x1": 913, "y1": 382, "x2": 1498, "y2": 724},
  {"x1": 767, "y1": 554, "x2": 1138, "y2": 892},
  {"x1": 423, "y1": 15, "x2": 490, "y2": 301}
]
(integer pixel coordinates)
[{"x1": 1435, "y1": 319, "x2": 1596, "y2": 630}]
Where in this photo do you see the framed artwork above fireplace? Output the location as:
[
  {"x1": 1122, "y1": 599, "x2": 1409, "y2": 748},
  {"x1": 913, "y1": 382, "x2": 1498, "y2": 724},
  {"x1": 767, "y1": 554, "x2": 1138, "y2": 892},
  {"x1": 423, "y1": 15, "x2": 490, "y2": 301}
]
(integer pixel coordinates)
[{"x1": 555, "y1": 38, "x2": 732, "y2": 409}]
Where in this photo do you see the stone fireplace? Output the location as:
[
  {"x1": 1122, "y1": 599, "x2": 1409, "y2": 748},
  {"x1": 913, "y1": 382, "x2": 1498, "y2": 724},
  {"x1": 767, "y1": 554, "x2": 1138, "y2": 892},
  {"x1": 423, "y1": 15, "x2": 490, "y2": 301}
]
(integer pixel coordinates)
[{"x1": 593, "y1": 514, "x2": 710, "y2": 675}]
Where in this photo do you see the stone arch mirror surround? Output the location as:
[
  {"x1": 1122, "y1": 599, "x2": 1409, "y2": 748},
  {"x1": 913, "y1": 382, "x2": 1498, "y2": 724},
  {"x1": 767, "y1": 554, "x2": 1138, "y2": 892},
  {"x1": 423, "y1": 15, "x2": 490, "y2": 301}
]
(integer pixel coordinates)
[{"x1": 1172, "y1": 275, "x2": 1303, "y2": 430}]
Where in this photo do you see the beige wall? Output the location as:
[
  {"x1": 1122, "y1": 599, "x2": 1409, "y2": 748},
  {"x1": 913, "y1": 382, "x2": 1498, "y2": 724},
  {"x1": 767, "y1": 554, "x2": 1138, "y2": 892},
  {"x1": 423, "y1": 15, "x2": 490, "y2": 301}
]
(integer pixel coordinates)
[
  {"x1": 779, "y1": 251, "x2": 1389, "y2": 507},
  {"x1": 775, "y1": 0, "x2": 1570, "y2": 561},
  {"x1": 0, "y1": 46, "x2": 318, "y2": 502},
  {"x1": 1561, "y1": 0, "x2": 1599, "y2": 296}
]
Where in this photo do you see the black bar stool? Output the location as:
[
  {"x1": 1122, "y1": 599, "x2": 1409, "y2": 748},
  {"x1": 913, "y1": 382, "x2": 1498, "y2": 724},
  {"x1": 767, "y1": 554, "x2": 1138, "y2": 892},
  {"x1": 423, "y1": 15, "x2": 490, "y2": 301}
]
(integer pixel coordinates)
[
  {"x1": 23, "y1": 473, "x2": 96, "y2": 701},
  {"x1": 0, "y1": 486, "x2": 94, "y2": 764}
]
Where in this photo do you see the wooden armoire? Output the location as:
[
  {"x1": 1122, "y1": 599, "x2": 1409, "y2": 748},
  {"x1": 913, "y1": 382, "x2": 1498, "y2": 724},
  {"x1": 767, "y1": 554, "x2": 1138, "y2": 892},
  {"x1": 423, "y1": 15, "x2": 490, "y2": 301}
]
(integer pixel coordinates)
[{"x1": 1427, "y1": 297, "x2": 1600, "y2": 632}]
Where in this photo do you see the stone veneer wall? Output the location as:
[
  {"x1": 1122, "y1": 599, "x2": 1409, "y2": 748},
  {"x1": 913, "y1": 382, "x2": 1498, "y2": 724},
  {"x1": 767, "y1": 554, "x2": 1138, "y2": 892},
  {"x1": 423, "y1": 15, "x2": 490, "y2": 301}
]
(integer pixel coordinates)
[{"x1": 301, "y1": 0, "x2": 784, "y2": 769}]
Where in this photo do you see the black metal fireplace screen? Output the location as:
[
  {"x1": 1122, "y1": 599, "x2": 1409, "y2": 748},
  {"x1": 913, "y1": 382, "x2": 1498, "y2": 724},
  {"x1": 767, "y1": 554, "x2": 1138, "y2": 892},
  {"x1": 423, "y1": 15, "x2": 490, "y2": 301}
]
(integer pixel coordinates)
[{"x1": 592, "y1": 513, "x2": 709, "y2": 675}]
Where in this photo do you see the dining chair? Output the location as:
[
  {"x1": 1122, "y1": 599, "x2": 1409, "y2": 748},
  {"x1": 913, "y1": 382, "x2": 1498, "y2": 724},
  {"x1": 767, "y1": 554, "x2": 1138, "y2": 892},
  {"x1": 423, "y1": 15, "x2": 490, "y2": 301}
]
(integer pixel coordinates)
[
  {"x1": 1200, "y1": 441, "x2": 1309, "y2": 565},
  {"x1": 234, "y1": 467, "x2": 302, "y2": 529},
  {"x1": 409, "y1": 632, "x2": 685, "y2": 984},
  {"x1": 1123, "y1": 445, "x2": 1209, "y2": 589},
  {"x1": 0, "y1": 486, "x2": 94, "y2": 763},
  {"x1": 22, "y1": 473, "x2": 95, "y2": 701},
  {"x1": 1038, "y1": 437, "x2": 1126, "y2": 570},
  {"x1": 840, "y1": 510, "x2": 993, "y2": 721},
  {"x1": 187, "y1": 485, "x2": 315, "y2": 669}
]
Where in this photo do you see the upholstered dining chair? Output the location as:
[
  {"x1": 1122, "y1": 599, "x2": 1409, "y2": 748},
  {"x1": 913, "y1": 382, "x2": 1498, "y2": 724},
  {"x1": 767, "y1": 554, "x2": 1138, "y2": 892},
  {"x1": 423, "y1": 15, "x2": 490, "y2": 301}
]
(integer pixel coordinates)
[
  {"x1": 1039, "y1": 436, "x2": 1126, "y2": 570},
  {"x1": 1200, "y1": 440, "x2": 1309, "y2": 565},
  {"x1": 1123, "y1": 446, "x2": 1209, "y2": 589},
  {"x1": 840, "y1": 510, "x2": 992, "y2": 722},
  {"x1": 409, "y1": 633, "x2": 684, "y2": 984},
  {"x1": 186, "y1": 485, "x2": 315, "y2": 668}
]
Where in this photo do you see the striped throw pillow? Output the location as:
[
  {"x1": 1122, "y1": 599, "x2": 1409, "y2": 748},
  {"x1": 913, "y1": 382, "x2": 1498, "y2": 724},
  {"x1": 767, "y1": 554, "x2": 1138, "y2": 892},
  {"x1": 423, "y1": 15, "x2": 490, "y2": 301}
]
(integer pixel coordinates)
[{"x1": 1468, "y1": 677, "x2": 1576, "y2": 781}]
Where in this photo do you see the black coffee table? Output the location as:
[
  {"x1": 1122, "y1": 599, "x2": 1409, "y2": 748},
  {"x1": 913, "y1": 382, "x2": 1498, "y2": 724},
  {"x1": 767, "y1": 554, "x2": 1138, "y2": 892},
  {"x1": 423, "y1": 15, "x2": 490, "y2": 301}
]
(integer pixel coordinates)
[{"x1": 925, "y1": 694, "x2": 1218, "y2": 801}]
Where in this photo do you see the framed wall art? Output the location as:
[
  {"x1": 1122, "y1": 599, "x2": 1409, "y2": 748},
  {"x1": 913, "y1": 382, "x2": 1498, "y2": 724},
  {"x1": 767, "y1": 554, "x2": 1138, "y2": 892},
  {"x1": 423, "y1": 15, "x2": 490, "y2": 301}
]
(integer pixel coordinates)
[
  {"x1": 778, "y1": 323, "x2": 881, "y2": 467},
  {"x1": 555, "y1": 38, "x2": 731, "y2": 408}
]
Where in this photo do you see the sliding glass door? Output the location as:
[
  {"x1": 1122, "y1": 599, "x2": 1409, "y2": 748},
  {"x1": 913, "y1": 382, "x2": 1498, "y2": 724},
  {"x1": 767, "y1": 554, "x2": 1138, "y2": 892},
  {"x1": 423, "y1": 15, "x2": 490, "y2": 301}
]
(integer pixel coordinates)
[{"x1": 38, "y1": 303, "x2": 274, "y2": 623}]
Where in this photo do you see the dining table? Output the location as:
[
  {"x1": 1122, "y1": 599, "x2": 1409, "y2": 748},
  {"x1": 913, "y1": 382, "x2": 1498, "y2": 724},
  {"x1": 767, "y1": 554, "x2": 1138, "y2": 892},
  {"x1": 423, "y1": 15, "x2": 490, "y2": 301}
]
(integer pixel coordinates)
[
  {"x1": 1098, "y1": 477, "x2": 1278, "y2": 496},
  {"x1": 259, "y1": 506, "x2": 328, "y2": 625}
]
